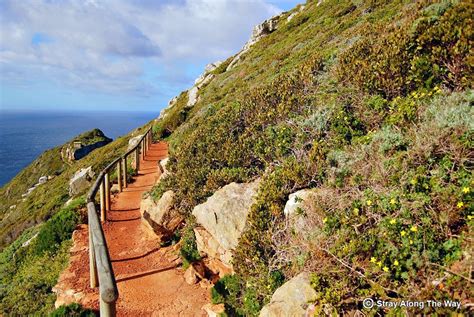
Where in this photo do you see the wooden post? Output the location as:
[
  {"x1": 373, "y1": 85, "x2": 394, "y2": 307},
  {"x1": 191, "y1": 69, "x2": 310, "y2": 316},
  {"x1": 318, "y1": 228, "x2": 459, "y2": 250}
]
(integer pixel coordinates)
[
  {"x1": 100, "y1": 180, "x2": 106, "y2": 222},
  {"x1": 89, "y1": 228, "x2": 98, "y2": 288},
  {"x1": 100, "y1": 298, "x2": 116, "y2": 317},
  {"x1": 116, "y1": 162, "x2": 122, "y2": 192},
  {"x1": 87, "y1": 202, "x2": 118, "y2": 317},
  {"x1": 105, "y1": 172, "x2": 110, "y2": 211},
  {"x1": 122, "y1": 156, "x2": 127, "y2": 188},
  {"x1": 135, "y1": 147, "x2": 140, "y2": 172}
]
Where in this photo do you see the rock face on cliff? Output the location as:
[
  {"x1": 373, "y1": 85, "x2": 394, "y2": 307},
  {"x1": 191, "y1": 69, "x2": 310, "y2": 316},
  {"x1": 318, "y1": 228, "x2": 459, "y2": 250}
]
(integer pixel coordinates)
[
  {"x1": 192, "y1": 180, "x2": 260, "y2": 271},
  {"x1": 259, "y1": 273, "x2": 317, "y2": 317},
  {"x1": 226, "y1": 15, "x2": 281, "y2": 71},
  {"x1": 140, "y1": 191, "x2": 183, "y2": 240},
  {"x1": 69, "y1": 167, "x2": 95, "y2": 196},
  {"x1": 61, "y1": 129, "x2": 111, "y2": 162}
]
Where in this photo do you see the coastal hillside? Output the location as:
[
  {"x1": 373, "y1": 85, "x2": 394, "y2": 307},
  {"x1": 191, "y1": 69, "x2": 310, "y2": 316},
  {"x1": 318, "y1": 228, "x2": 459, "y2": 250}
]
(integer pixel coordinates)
[
  {"x1": 0, "y1": 127, "x2": 148, "y2": 314},
  {"x1": 0, "y1": 0, "x2": 472, "y2": 315},
  {"x1": 150, "y1": 0, "x2": 473, "y2": 315}
]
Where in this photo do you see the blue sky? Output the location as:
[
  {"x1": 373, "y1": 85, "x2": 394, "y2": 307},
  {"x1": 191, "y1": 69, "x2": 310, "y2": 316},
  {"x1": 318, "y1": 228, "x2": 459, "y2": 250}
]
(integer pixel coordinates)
[{"x1": 0, "y1": 0, "x2": 302, "y2": 113}]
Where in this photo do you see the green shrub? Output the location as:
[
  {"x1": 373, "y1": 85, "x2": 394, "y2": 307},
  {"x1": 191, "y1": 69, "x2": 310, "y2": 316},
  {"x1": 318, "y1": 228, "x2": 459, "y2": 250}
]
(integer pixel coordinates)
[
  {"x1": 337, "y1": 2, "x2": 473, "y2": 98},
  {"x1": 32, "y1": 198, "x2": 84, "y2": 255},
  {"x1": 179, "y1": 226, "x2": 201, "y2": 268}
]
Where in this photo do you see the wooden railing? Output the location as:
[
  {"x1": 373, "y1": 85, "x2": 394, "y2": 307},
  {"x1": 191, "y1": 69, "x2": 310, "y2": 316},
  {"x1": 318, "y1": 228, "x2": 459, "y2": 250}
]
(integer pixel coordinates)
[{"x1": 86, "y1": 128, "x2": 153, "y2": 316}]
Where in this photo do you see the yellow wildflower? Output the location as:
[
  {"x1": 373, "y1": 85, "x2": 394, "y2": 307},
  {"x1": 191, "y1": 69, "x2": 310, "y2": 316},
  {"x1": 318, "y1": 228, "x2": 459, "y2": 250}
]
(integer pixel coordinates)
[
  {"x1": 462, "y1": 187, "x2": 470, "y2": 194},
  {"x1": 377, "y1": 261, "x2": 382, "y2": 267},
  {"x1": 409, "y1": 239, "x2": 413, "y2": 245},
  {"x1": 353, "y1": 208, "x2": 359, "y2": 215},
  {"x1": 468, "y1": 215, "x2": 473, "y2": 220},
  {"x1": 401, "y1": 230, "x2": 406, "y2": 237},
  {"x1": 390, "y1": 198, "x2": 396, "y2": 205},
  {"x1": 323, "y1": 217, "x2": 328, "y2": 224},
  {"x1": 410, "y1": 178, "x2": 417, "y2": 185},
  {"x1": 370, "y1": 257, "x2": 377, "y2": 263},
  {"x1": 394, "y1": 260, "x2": 399, "y2": 266},
  {"x1": 457, "y1": 201, "x2": 464, "y2": 208},
  {"x1": 410, "y1": 225, "x2": 418, "y2": 232},
  {"x1": 383, "y1": 266, "x2": 389, "y2": 272},
  {"x1": 389, "y1": 219, "x2": 396, "y2": 225},
  {"x1": 366, "y1": 200, "x2": 372, "y2": 206}
]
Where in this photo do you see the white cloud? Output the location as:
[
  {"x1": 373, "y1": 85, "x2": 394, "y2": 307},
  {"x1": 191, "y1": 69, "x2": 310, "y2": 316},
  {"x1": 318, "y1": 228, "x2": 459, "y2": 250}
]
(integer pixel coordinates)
[{"x1": 0, "y1": 0, "x2": 282, "y2": 97}]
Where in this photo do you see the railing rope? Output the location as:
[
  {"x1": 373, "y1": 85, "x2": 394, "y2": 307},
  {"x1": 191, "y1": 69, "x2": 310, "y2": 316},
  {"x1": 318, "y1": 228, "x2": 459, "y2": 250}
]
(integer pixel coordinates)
[{"x1": 86, "y1": 127, "x2": 152, "y2": 317}]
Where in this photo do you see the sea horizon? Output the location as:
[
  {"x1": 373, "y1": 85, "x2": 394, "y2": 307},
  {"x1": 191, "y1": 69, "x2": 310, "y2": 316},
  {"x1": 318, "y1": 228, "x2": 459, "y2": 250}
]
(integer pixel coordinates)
[{"x1": 0, "y1": 109, "x2": 158, "y2": 186}]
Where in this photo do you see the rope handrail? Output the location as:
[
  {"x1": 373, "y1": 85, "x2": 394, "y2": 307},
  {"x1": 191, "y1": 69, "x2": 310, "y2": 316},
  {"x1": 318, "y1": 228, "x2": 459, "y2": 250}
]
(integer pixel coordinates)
[{"x1": 86, "y1": 127, "x2": 153, "y2": 317}]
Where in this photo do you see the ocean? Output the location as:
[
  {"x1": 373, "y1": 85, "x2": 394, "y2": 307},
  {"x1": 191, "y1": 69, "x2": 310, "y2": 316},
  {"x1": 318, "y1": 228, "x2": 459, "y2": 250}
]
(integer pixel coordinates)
[{"x1": 0, "y1": 110, "x2": 157, "y2": 187}]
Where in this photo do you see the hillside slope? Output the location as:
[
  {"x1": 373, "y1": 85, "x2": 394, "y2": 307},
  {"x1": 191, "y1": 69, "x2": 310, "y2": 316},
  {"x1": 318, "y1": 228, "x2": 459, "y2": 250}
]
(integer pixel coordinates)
[{"x1": 152, "y1": 0, "x2": 473, "y2": 315}]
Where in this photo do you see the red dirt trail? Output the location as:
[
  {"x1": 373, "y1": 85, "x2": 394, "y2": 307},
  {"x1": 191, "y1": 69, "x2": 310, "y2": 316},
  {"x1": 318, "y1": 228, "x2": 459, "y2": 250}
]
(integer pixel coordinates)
[{"x1": 54, "y1": 142, "x2": 209, "y2": 316}]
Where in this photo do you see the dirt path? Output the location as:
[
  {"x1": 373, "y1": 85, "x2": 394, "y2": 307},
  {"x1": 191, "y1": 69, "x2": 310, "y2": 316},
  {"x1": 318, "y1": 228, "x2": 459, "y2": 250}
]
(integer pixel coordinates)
[{"x1": 54, "y1": 142, "x2": 209, "y2": 316}]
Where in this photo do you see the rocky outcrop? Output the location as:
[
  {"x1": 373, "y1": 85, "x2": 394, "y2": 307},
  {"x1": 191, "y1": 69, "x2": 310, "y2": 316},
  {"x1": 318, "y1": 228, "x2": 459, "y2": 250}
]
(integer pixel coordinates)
[
  {"x1": 187, "y1": 86, "x2": 199, "y2": 108},
  {"x1": 158, "y1": 97, "x2": 178, "y2": 120},
  {"x1": 287, "y1": 5, "x2": 305, "y2": 22},
  {"x1": 186, "y1": 61, "x2": 221, "y2": 108},
  {"x1": 61, "y1": 129, "x2": 111, "y2": 161},
  {"x1": 140, "y1": 191, "x2": 183, "y2": 240},
  {"x1": 227, "y1": 15, "x2": 281, "y2": 71},
  {"x1": 192, "y1": 180, "x2": 260, "y2": 270},
  {"x1": 259, "y1": 273, "x2": 317, "y2": 317},
  {"x1": 69, "y1": 167, "x2": 95, "y2": 196}
]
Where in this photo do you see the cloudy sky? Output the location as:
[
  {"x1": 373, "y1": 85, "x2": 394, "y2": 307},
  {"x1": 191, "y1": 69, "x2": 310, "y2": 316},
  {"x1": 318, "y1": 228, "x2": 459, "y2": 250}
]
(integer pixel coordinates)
[{"x1": 0, "y1": 0, "x2": 301, "y2": 112}]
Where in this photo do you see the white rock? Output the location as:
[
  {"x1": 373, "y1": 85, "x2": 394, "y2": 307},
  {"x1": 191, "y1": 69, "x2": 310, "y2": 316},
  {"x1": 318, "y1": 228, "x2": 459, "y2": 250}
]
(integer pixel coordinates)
[
  {"x1": 192, "y1": 180, "x2": 260, "y2": 268},
  {"x1": 69, "y1": 166, "x2": 95, "y2": 196},
  {"x1": 187, "y1": 86, "x2": 199, "y2": 108},
  {"x1": 38, "y1": 176, "x2": 48, "y2": 184},
  {"x1": 140, "y1": 191, "x2": 182, "y2": 239},
  {"x1": 260, "y1": 273, "x2": 317, "y2": 317},
  {"x1": 205, "y1": 61, "x2": 223, "y2": 73}
]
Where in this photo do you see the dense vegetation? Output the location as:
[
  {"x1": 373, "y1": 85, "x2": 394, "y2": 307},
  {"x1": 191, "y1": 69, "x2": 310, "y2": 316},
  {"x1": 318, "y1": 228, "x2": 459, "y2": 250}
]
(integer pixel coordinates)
[
  {"x1": 152, "y1": 0, "x2": 473, "y2": 315},
  {"x1": 0, "y1": 198, "x2": 84, "y2": 314}
]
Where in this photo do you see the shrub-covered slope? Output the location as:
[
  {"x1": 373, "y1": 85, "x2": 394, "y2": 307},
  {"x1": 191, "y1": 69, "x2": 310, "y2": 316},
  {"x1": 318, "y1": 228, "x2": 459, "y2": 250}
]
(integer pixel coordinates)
[{"x1": 153, "y1": 0, "x2": 473, "y2": 315}]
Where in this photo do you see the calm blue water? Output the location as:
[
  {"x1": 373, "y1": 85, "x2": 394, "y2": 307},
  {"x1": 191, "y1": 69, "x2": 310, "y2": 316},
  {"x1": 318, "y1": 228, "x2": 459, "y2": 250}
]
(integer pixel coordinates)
[{"x1": 0, "y1": 111, "x2": 157, "y2": 187}]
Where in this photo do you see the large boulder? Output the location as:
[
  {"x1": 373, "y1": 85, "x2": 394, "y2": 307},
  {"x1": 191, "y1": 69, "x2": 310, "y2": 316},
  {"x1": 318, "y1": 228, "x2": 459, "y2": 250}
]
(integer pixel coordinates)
[
  {"x1": 259, "y1": 273, "x2": 317, "y2": 317},
  {"x1": 140, "y1": 191, "x2": 183, "y2": 239},
  {"x1": 192, "y1": 180, "x2": 260, "y2": 268},
  {"x1": 69, "y1": 167, "x2": 95, "y2": 196}
]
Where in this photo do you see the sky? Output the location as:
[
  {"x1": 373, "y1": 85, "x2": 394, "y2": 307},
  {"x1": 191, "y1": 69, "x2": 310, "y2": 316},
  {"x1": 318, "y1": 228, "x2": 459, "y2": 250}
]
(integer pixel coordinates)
[{"x1": 0, "y1": 0, "x2": 302, "y2": 113}]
